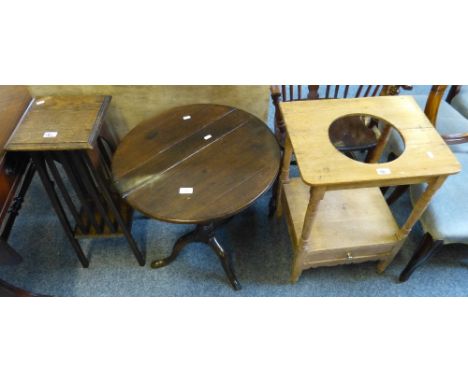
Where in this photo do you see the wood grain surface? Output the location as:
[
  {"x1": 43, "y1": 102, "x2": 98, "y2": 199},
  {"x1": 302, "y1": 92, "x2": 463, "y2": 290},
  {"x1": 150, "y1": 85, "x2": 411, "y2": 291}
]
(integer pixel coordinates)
[
  {"x1": 5, "y1": 95, "x2": 110, "y2": 151},
  {"x1": 280, "y1": 96, "x2": 461, "y2": 188},
  {"x1": 112, "y1": 104, "x2": 280, "y2": 223},
  {"x1": 278, "y1": 95, "x2": 461, "y2": 281},
  {"x1": 283, "y1": 179, "x2": 399, "y2": 252}
]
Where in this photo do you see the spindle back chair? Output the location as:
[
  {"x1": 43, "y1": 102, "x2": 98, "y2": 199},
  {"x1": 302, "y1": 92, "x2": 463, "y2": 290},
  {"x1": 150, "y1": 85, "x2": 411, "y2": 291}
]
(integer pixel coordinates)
[
  {"x1": 271, "y1": 85, "x2": 408, "y2": 152},
  {"x1": 278, "y1": 85, "x2": 388, "y2": 102},
  {"x1": 386, "y1": 85, "x2": 468, "y2": 205},
  {"x1": 395, "y1": 85, "x2": 468, "y2": 281}
]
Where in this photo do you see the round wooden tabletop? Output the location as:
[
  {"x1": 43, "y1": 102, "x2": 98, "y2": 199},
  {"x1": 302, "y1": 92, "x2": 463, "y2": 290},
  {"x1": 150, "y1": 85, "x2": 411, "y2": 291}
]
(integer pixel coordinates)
[{"x1": 112, "y1": 104, "x2": 280, "y2": 223}]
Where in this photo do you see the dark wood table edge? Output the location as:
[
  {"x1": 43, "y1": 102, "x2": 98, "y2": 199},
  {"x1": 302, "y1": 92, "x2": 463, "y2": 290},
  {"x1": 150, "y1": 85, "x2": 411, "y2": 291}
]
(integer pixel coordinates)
[
  {"x1": 114, "y1": 107, "x2": 281, "y2": 223},
  {"x1": 0, "y1": 278, "x2": 47, "y2": 297}
]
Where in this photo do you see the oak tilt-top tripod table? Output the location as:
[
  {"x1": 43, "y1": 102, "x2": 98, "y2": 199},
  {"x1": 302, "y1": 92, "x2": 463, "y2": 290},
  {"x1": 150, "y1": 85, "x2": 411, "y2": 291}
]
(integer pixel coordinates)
[{"x1": 112, "y1": 104, "x2": 280, "y2": 290}]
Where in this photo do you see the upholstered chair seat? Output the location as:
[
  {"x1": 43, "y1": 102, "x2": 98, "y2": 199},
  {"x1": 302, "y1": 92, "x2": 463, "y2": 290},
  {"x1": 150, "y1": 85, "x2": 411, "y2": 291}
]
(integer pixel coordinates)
[
  {"x1": 451, "y1": 86, "x2": 468, "y2": 119},
  {"x1": 410, "y1": 152, "x2": 468, "y2": 244}
]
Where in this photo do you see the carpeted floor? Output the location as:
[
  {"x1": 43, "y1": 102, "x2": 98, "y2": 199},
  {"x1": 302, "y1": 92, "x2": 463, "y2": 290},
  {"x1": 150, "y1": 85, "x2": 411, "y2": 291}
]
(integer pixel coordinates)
[{"x1": 1, "y1": 85, "x2": 467, "y2": 296}]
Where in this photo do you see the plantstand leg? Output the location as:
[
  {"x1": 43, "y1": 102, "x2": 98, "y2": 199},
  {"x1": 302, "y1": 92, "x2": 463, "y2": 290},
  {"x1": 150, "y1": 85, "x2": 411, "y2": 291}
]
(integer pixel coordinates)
[{"x1": 32, "y1": 153, "x2": 89, "y2": 268}]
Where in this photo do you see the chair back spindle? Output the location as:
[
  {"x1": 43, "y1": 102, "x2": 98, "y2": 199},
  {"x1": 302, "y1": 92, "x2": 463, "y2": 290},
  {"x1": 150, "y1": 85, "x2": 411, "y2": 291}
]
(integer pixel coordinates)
[
  {"x1": 277, "y1": 85, "x2": 389, "y2": 103},
  {"x1": 425, "y1": 85, "x2": 448, "y2": 126}
]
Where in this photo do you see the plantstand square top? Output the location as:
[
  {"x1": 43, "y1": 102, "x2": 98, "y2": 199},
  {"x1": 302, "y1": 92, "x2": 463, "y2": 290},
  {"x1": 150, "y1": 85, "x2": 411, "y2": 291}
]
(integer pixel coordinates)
[
  {"x1": 280, "y1": 96, "x2": 461, "y2": 188},
  {"x1": 5, "y1": 95, "x2": 111, "y2": 152}
]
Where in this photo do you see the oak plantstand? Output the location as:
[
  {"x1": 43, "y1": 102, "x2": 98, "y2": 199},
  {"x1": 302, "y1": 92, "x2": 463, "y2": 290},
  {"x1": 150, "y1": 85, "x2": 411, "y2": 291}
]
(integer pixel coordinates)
[
  {"x1": 5, "y1": 95, "x2": 145, "y2": 268},
  {"x1": 276, "y1": 96, "x2": 461, "y2": 283}
]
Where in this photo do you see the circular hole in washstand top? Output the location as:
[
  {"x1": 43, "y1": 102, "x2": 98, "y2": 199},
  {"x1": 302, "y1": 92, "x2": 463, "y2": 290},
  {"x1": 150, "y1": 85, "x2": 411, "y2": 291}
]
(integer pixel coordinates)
[{"x1": 328, "y1": 113, "x2": 405, "y2": 164}]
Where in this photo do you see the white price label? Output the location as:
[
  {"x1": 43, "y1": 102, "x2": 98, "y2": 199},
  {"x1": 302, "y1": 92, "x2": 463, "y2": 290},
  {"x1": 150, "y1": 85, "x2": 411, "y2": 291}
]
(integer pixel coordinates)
[
  {"x1": 376, "y1": 168, "x2": 391, "y2": 175},
  {"x1": 179, "y1": 187, "x2": 193, "y2": 194},
  {"x1": 43, "y1": 131, "x2": 58, "y2": 138},
  {"x1": 182, "y1": 115, "x2": 191, "y2": 120}
]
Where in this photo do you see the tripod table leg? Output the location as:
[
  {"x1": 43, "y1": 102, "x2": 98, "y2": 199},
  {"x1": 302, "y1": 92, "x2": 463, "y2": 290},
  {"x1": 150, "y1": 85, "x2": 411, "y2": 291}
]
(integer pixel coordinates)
[{"x1": 150, "y1": 222, "x2": 242, "y2": 291}]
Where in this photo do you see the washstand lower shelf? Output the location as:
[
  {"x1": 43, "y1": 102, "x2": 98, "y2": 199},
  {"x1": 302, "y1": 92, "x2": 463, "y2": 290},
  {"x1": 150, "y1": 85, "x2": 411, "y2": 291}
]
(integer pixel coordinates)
[{"x1": 282, "y1": 177, "x2": 402, "y2": 270}]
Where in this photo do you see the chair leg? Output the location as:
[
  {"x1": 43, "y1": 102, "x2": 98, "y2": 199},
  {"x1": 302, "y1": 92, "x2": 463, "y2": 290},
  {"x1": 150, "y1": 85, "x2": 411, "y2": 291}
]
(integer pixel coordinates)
[
  {"x1": 386, "y1": 185, "x2": 409, "y2": 205},
  {"x1": 399, "y1": 233, "x2": 444, "y2": 282},
  {"x1": 268, "y1": 177, "x2": 279, "y2": 218},
  {"x1": 383, "y1": 152, "x2": 409, "y2": 204}
]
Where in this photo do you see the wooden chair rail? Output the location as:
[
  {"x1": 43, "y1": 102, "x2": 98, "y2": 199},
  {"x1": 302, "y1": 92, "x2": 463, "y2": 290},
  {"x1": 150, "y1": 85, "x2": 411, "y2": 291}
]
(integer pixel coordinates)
[
  {"x1": 424, "y1": 85, "x2": 448, "y2": 125},
  {"x1": 424, "y1": 85, "x2": 468, "y2": 145},
  {"x1": 442, "y1": 132, "x2": 468, "y2": 145}
]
